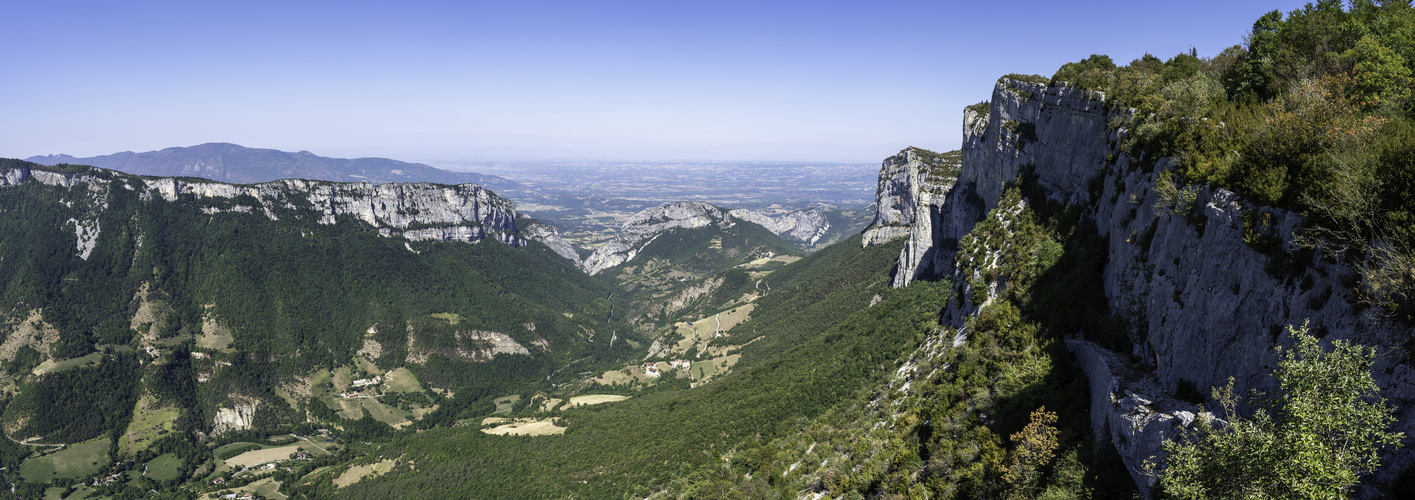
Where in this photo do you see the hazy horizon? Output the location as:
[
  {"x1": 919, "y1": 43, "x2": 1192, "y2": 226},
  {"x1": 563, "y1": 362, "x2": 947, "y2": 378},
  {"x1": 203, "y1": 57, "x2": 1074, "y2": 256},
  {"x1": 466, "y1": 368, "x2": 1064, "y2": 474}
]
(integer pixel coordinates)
[{"x1": 4, "y1": 0, "x2": 1312, "y2": 163}]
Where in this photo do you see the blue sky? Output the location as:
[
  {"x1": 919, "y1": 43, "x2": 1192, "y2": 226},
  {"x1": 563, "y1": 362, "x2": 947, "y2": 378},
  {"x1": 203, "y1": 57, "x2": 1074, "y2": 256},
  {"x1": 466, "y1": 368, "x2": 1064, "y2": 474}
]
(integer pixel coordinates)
[{"x1": 1, "y1": 1, "x2": 1311, "y2": 162}]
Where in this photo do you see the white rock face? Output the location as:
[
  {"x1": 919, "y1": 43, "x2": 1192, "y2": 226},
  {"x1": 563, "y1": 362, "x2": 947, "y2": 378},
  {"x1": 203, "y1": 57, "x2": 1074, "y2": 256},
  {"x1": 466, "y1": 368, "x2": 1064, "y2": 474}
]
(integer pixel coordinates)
[
  {"x1": 884, "y1": 77, "x2": 1415, "y2": 492},
  {"x1": 859, "y1": 148, "x2": 963, "y2": 287},
  {"x1": 519, "y1": 218, "x2": 583, "y2": 267},
  {"x1": 582, "y1": 201, "x2": 731, "y2": 275},
  {"x1": 1068, "y1": 340, "x2": 1215, "y2": 497},
  {"x1": 0, "y1": 164, "x2": 524, "y2": 247},
  {"x1": 729, "y1": 208, "x2": 831, "y2": 247},
  {"x1": 212, "y1": 402, "x2": 259, "y2": 436}
]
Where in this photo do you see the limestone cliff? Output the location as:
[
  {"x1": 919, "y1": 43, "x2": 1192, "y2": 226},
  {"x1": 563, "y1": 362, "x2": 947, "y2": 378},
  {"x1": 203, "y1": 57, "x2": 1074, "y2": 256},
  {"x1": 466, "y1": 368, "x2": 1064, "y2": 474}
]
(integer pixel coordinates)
[
  {"x1": 728, "y1": 207, "x2": 831, "y2": 247},
  {"x1": 860, "y1": 147, "x2": 963, "y2": 287},
  {"x1": 0, "y1": 163, "x2": 524, "y2": 247},
  {"x1": 519, "y1": 217, "x2": 583, "y2": 267},
  {"x1": 581, "y1": 201, "x2": 734, "y2": 275},
  {"x1": 877, "y1": 77, "x2": 1415, "y2": 491}
]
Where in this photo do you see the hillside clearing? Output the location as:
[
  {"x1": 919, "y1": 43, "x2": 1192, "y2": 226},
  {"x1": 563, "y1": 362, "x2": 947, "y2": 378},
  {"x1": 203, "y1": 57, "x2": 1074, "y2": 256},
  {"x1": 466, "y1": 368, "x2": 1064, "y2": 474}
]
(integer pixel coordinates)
[
  {"x1": 566, "y1": 395, "x2": 629, "y2": 407},
  {"x1": 334, "y1": 458, "x2": 399, "y2": 488},
  {"x1": 225, "y1": 444, "x2": 301, "y2": 468},
  {"x1": 481, "y1": 418, "x2": 566, "y2": 436},
  {"x1": 19, "y1": 437, "x2": 110, "y2": 482}
]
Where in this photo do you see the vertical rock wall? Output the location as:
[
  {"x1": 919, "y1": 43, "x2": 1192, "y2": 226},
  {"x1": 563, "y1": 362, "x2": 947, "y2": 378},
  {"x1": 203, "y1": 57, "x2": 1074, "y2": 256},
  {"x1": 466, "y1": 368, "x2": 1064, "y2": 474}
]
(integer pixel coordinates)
[{"x1": 873, "y1": 76, "x2": 1415, "y2": 491}]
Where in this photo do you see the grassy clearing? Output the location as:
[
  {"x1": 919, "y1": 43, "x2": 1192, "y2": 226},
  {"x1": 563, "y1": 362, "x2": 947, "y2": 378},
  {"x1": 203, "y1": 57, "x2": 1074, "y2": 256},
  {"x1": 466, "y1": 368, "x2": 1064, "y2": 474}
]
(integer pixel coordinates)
[
  {"x1": 590, "y1": 368, "x2": 636, "y2": 386},
  {"x1": 430, "y1": 312, "x2": 462, "y2": 325},
  {"x1": 196, "y1": 318, "x2": 234, "y2": 352},
  {"x1": 383, "y1": 367, "x2": 422, "y2": 393},
  {"x1": 43, "y1": 485, "x2": 94, "y2": 500},
  {"x1": 201, "y1": 477, "x2": 286, "y2": 500},
  {"x1": 19, "y1": 437, "x2": 111, "y2": 482},
  {"x1": 121, "y1": 393, "x2": 179, "y2": 454},
  {"x1": 144, "y1": 453, "x2": 182, "y2": 481},
  {"x1": 359, "y1": 398, "x2": 410, "y2": 427},
  {"x1": 214, "y1": 442, "x2": 263, "y2": 458},
  {"x1": 31, "y1": 352, "x2": 103, "y2": 376},
  {"x1": 671, "y1": 304, "x2": 754, "y2": 356},
  {"x1": 334, "y1": 458, "x2": 398, "y2": 488},
  {"x1": 352, "y1": 356, "x2": 383, "y2": 376},
  {"x1": 481, "y1": 418, "x2": 567, "y2": 436},
  {"x1": 493, "y1": 395, "x2": 520, "y2": 414},
  {"x1": 565, "y1": 395, "x2": 629, "y2": 408},
  {"x1": 542, "y1": 398, "x2": 563, "y2": 411},
  {"x1": 225, "y1": 444, "x2": 301, "y2": 468},
  {"x1": 332, "y1": 366, "x2": 352, "y2": 392}
]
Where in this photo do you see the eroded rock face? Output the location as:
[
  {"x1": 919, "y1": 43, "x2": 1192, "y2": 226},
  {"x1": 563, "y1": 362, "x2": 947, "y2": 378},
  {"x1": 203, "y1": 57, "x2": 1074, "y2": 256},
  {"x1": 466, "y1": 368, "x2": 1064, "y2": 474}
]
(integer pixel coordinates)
[
  {"x1": 582, "y1": 201, "x2": 731, "y2": 275},
  {"x1": 860, "y1": 147, "x2": 964, "y2": 287},
  {"x1": 882, "y1": 77, "x2": 1415, "y2": 492},
  {"x1": 0, "y1": 163, "x2": 524, "y2": 247},
  {"x1": 212, "y1": 402, "x2": 259, "y2": 436},
  {"x1": 520, "y1": 218, "x2": 583, "y2": 267},
  {"x1": 729, "y1": 208, "x2": 830, "y2": 247}
]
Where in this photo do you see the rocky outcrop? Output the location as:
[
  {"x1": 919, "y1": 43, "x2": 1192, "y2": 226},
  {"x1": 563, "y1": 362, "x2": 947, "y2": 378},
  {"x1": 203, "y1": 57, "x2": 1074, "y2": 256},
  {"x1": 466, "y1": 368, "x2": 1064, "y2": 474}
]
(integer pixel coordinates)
[
  {"x1": 582, "y1": 201, "x2": 733, "y2": 275},
  {"x1": 0, "y1": 163, "x2": 524, "y2": 247},
  {"x1": 729, "y1": 208, "x2": 830, "y2": 247},
  {"x1": 1068, "y1": 340, "x2": 1215, "y2": 497},
  {"x1": 519, "y1": 218, "x2": 583, "y2": 267},
  {"x1": 885, "y1": 76, "x2": 1415, "y2": 492},
  {"x1": 211, "y1": 402, "x2": 259, "y2": 436},
  {"x1": 860, "y1": 147, "x2": 964, "y2": 287}
]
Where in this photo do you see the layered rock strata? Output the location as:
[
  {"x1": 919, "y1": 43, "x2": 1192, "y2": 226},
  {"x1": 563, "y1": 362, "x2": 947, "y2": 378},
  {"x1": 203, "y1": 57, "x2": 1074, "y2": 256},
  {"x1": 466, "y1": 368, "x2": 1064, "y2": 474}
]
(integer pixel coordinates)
[
  {"x1": 873, "y1": 77, "x2": 1415, "y2": 492},
  {"x1": 0, "y1": 163, "x2": 523, "y2": 247}
]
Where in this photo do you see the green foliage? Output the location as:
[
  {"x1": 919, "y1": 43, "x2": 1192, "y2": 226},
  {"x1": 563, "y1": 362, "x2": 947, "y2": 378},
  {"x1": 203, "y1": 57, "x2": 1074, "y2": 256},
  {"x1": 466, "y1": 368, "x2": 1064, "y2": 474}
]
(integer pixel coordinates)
[
  {"x1": 966, "y1": 100, "x2": 992, "y2": 115},
  {"x1": 1160, "y1": 321, "x2": 1405, "y2": 499}
]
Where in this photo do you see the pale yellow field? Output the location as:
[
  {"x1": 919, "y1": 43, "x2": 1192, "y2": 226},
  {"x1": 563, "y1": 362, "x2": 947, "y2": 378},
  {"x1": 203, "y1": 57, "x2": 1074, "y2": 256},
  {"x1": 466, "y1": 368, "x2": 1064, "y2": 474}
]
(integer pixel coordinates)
[
  {"x1": 383, "y1": 367, "x2": 422, "y2": 393},
  {"x1": 481, "y1": 419, "x2": 566, "y2": 436},
  {"x1": 334, "y1": 458, "x2": 398, "y2": 488},
  {"x1": 566, "y1": 395, "x2": 629, "y2": 407},
  {"x1": 672, "y1": 303, "x2": 754, "y2": 356},
  {"x1": 541, "y1": 398, "x2": 563, "y2": 411},
  {"x1": 225, "y1": 444, "x2": 301, "y2": 468}
]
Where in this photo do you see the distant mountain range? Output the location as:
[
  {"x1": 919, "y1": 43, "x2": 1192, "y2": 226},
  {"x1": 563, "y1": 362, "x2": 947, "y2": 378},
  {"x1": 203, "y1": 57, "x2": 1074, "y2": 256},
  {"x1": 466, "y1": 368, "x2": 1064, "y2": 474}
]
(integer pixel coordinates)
[{"x1": 26, "y1": 142, "x2": 516, "y2": 189}]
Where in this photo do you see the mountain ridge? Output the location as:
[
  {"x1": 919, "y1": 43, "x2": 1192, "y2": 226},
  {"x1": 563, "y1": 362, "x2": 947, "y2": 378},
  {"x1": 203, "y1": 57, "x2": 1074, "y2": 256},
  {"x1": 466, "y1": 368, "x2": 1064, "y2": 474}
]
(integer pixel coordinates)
[{"x1": 26, "y1": 142, "x2": 516, "y2": 189}]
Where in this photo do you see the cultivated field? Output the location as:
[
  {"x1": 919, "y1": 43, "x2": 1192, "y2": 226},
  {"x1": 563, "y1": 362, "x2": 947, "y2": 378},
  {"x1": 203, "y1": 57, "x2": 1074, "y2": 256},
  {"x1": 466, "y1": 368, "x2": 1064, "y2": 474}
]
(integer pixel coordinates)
[
  {"x1": 493, "y1": 395, "x2": 521, "y2": 414},
  {"x1": 481, "y1": 418, "x2": 567, "y2": 436},
  {"x1": 144, "y1": 453, "x2": 183, "y2": 481},
  {"x1": 225, "y1": 444, "x2": 301, "y2": 468},
  {"x1": 566, "y1": 395, "x2": 629, "y2": 407},
  {"x1": 334, "y1": 458, "x2": 398, "y2": 488},
  {"x1": 19, "y1": 437, "x2": 110, "y2": 482},
  {"x1": 31, "y1": 352, "x2": 103, "y2": 376},
  {"x1": 121, "y1": 393, "x2": 179, "y2": 454},
  {"x1": 383, "y1": 367, "x2": 423, "y2": 392}
]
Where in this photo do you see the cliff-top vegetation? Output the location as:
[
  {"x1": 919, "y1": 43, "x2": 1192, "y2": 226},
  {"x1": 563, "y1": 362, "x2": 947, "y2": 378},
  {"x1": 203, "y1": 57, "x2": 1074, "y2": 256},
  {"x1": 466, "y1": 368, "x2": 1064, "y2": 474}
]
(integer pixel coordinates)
[{"x1": 1051, "y1": 0, "x2": 1415, "y2": 320}]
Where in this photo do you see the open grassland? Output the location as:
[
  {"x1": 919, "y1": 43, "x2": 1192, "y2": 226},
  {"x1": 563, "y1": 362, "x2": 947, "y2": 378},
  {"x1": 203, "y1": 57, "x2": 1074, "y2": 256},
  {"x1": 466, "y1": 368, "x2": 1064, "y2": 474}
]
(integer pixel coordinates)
[
  {"x1": 541, "y1": 398, "x2": 563, "y2": 411},
  {"x1": 672, "y1": 304, "x2": 754, "y2": 356},
  {"x1": 43, "y1": 486, "x2": 94, "y2": 500},
  {"x1": 352, "y1": 356, "x2": 383, "y2": 376},
  {"x1": 214, "y1": 442, "x2": 262, "y2": 457},
  {"x1": 383, "y1": 368, "x2": 422, "y2": 392},
  {"x1": 144, "y1": 453, "x2": 182, "y2": 481},
  {"x1": 481, "y1": 418, "x2": 566, "y2": 436},
  {"x1": 31, "y1": 352, "x2": 102, "y2": 376},
  {"x1": 120, "y1": 393, "x2": 179, "y2": 454},
  {"x1": 493, "y1": 395, "x2": 520, "y2": 414},
  {"x1": 332, "y1": 366, "x2": 353, "y2": 392},
  {"x1": 200, "y1": 477, "x2": 286, "y2": 500},
  {"x1": 566, "y1": 395, "x2": 629, "y2": 407},
  {"x1": 19, "y1": 437, "x2": 110, "y2": 482},
  {"x1": 334, "y1": 458, "x2": 399, "y2": 488},
  {"x1": 224, "y1": 444, "x2": 301, "y2": 468}
]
